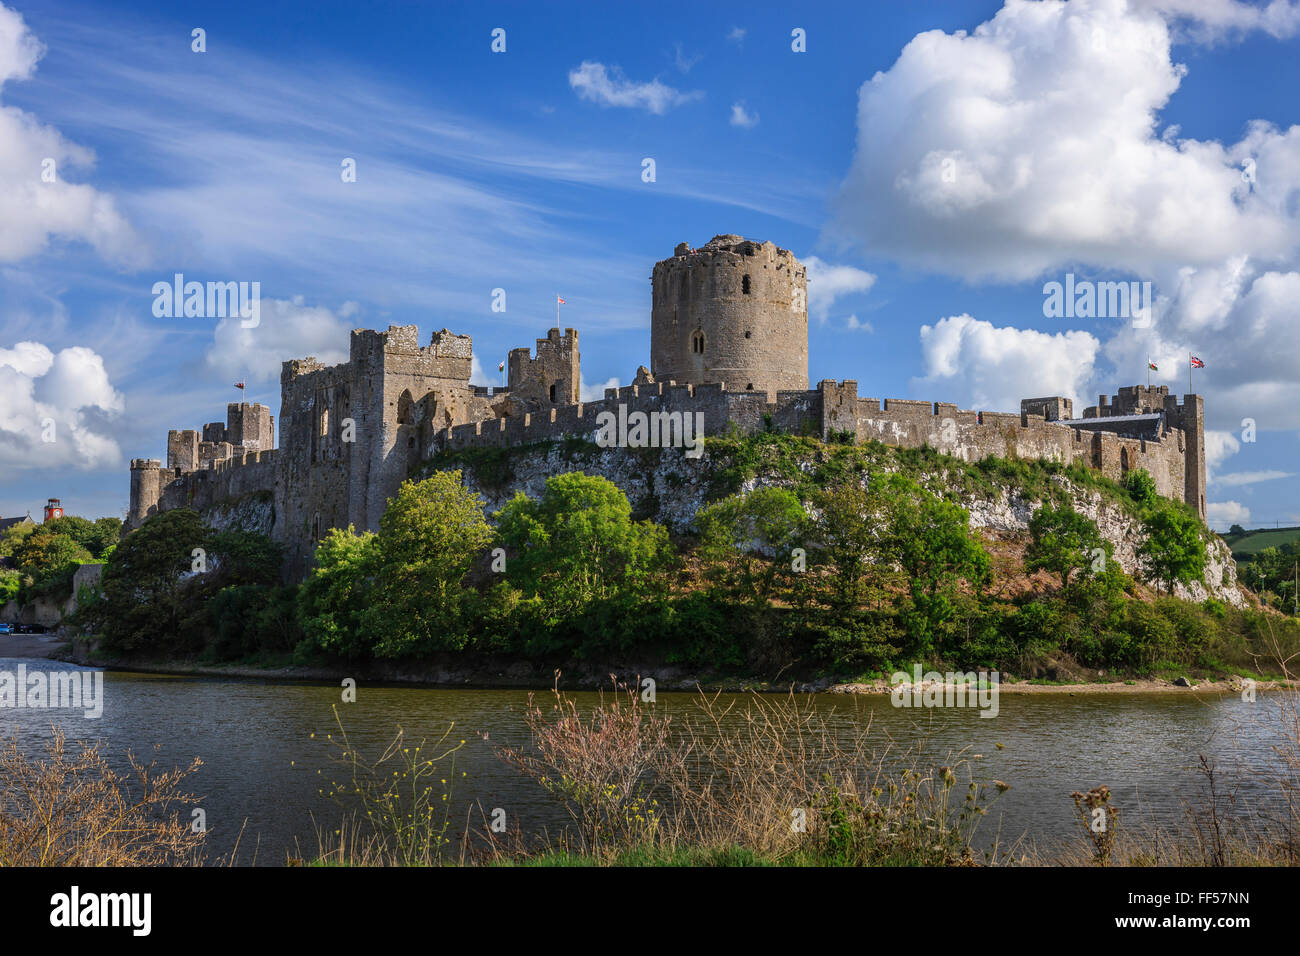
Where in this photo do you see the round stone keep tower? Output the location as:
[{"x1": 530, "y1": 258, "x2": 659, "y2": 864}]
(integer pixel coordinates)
[{"x1": 650, "y1": 235, "x2": 808, "y2": 398}]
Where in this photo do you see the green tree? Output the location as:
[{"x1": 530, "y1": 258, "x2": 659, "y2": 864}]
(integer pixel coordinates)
[
  {"x1": 697, "y1": 486, "x2": 808, "y2": 609},
  {"x1": 794, "y1": 478, "x2": 901, "y2": 671},
  {"x1": 0, "y1": 568, "x2": 19, "y2": 604},
  {"x1": 88, "y1": 517, "x2": 123, "y2": 558},
  {"x1": 0, "y1": 520, "x2": 34, "y2": 558},
  {"x1": 38, "y1": 514, "x2": 120, "y2": 559},
  {"x1": 208, "y1": 529, "x2": 282, "y2": 587},
  {"x1": 1124, "y1": 468, "x2": 1158, "y2": 507},
  {"x1": 11, "y1": 528, "x2": 93, "y2": 595},
  {"x1": 1137, "y1": 503, "x2": 1206, "y2": 595},
  {"x1": 1025, "y1": 501, "x2": 1105, "y2": 591},
  {"x1": 42, "y1": 515, "x2": 95, "y2": 548},
  {"x1": 364, "y1": 472, "x2": 493, "y2": 657},
  {"x1": 298, "y1": 526, "x2": 379, "y2": 659},
  {"x1": 495, "y1": 472, "x2": 671, "y2": 653},
  {"x1": 883, "y1": 475, "x2": 990, "y2": 652},
  {"x1": 94, "y1": 509, "x2": 209, "y2": 654}
]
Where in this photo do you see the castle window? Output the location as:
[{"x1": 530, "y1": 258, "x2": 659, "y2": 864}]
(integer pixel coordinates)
[
  {"x1": 746, "y1": 383, "x2": 753, "y2": 390},
  {"x1": 742, "y1": 274, "x2": 751, "y2": 294},
  {"x1": 744, "y1": 330, "x2": 751, "y2": 338},
  {"x1": 320, "y1": 406, "x2": 329, "y2": 438},
  {"x1": 549, "y1": 383, "x2": 557, "y2": 403},
  {"x1": 691, "y1": 330, "x2": 705, "y2": 354},
  {"x1": 397, "y1": 389, "x2": 413, "y2": 425}
]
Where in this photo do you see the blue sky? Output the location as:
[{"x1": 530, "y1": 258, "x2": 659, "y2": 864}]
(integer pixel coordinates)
[{"x1": 1, "y1": 0, "x2": 1298, "y2": 529}]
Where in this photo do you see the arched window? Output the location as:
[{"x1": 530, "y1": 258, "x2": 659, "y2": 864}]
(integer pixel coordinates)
[
  {"x1": 1120, "y1": 447, "x2": 1130, "y2": 475},
  {"x1": 396, "y1": 389, "x2": 413, "y2": 425},
  {"x1": 742, "y1": 274, "x2": 751, "y2": 294},
  {"x1": 691, "y1": 330, "x2": 705, "y2": 354},
  {"x1": 549, "y1": 383, "x2": 557, "y2": 403}
]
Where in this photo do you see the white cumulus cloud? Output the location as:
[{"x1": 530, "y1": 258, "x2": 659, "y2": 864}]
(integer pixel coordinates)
[
  {"x1": 804, "y1": 256, "x2": 877, "y2": 324},
  {"x1": 205, "y1": 297, "x2": 356, "y2": 384},
  {"x1": 729, "y1": 101, "x2": 759, "y2": 128},
  {"x1": 914, "y1": 314, "x2": 1099, "y2": 413},
  {"x1": 0, "y1": 341, "x2": 124, "y2": 469},
  {"x1": 0, "y1": 3, "x2": 144, "y2": 267},
  {"x1": 580, "y1": 376, "x2": 620, "y2": 402},
  {"x1": 1206, "y1": 499, "x2": 1251, "y2": 530},
  {"x1": 830, "y1": 0, "x2": 1300, "y2": 282}
]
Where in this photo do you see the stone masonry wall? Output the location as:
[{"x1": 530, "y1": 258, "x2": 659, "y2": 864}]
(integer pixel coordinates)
[{"x1": 651, "y1": 235, "x2": 808, "y2": 399}]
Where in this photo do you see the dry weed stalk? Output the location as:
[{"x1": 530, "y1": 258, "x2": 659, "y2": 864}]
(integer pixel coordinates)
[{"x1": 0, "y1": 729, "x2": 205, "y2": 867}]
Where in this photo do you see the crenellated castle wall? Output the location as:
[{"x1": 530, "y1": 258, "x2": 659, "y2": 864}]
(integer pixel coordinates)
[{"x1": 125, "y1": 236, "x2": 1206, "y2": 583}]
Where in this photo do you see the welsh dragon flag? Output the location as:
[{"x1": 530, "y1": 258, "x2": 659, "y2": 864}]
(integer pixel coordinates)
[{"x1": 1148, "y1": 361, "x2": 1158, "y2": 371}]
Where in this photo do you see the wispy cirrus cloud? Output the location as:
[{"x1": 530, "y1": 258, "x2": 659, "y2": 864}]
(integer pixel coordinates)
[
  {"x1": 568, "y1": 61, "x2": 702, "y2": 115},
  {"x1": 1212, "y1": 469, "x2": 1296, "y2": 487}
]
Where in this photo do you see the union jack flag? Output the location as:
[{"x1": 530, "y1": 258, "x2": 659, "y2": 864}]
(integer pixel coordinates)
[{"x1": 1190, "y1": 355, "x2": 1205, "y2": 369}]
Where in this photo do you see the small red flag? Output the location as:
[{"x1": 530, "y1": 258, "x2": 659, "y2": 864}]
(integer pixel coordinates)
[
  {"x1": 556, "y1": 296, "x2": 566, "y2": 305},
  {"x1": 234, "y1": 382, "x2": 245, "y2": 390}
]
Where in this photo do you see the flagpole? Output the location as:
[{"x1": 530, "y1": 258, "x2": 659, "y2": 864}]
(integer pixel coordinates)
[
  {"x1": 1188, "y1": 352, "x2": 1192, "y2": 397},
  {"x1": 1146, "y1": 354, "x2": 1150, "y2": 389}
]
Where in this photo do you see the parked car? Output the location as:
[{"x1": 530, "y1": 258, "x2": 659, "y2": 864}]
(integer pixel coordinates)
[{"x1": 0, "y1": 622, "x2": 11, "y2": 634}]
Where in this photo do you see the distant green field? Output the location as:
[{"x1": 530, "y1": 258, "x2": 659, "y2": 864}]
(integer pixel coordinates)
[{"x1": 1224, "y1": 526, "x2": 1300, "y2": 558}]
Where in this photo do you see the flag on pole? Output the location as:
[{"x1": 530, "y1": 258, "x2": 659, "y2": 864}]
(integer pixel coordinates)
[
  {"x1": 497, "y1": 361, "x2": 504, "y2": 372},
  {"x1": 1147, "y1": 361, "x2": 1158, "y2": 371},
  {"x1": 1190, "y1": 355, "x2": 1205, "y2": 369},
  {"x1": 556, "y1": 296, "x2": 566, "y2": 305},
  {"x1": 234, "y1": 381, "x2": 245, "y2": 391}
]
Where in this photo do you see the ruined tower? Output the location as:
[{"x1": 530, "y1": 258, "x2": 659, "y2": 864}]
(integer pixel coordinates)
[
  {"x1": 508, "y1": 328, "x2": 579, "y2": 408},
  {"x1": 127, "y1": 459, "x2": 163, "y2": 530},
  {"x1": 651, "y1": 235, "x2": 808, "y2": 399}
]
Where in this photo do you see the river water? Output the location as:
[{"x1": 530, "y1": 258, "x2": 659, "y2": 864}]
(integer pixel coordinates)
[{"x1": 1, "y1": 657, "x2": 1294, "y2": 864}]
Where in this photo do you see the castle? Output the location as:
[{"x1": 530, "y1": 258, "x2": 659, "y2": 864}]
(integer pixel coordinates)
[{"x1": 128, "y1": 234, "x2": 1206, "y2": 578}]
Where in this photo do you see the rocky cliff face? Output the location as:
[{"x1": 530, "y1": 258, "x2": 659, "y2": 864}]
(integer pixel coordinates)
[
  {"x1": 962, "y1": 483, "x2": 1242, "y2": 606},
  {"x1": 452, "y1": 441, "x2": 1245, "y2": 607},
  {"x1": 201, "y1": 490, "x2": 275, "y2": 536}
]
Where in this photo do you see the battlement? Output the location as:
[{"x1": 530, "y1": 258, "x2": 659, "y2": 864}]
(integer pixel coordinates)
[{"x1": 1084, "y1": 385, "x2": 1174, "y2": 418}]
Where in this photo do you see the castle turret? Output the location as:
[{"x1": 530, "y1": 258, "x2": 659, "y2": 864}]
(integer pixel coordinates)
[
  {"x1": 168, "y1": 429, "x2": 200, "y2": 471},
  {"x1": 651, "y1": 235, "x2": 808, "y2": 399},
  {"x1": 508, "y1": 327, "x2": 579, "y2": 407},
  {"x1": 1166, "y1": 393, "x2": 1206, "y2": 521},
  {"x1": 127, "y1": 459, "x2": 163, "y2": 530}
]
